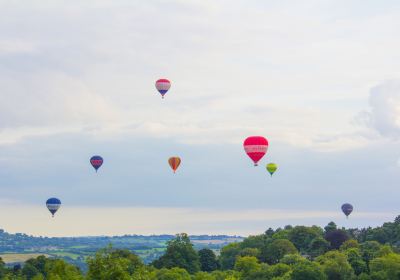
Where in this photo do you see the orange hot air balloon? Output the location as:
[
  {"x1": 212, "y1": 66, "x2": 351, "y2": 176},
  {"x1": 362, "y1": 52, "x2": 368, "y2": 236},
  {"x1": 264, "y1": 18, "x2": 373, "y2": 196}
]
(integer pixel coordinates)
[{"x1": 168, "y1": 157, "x2": 181, "y2": 173}]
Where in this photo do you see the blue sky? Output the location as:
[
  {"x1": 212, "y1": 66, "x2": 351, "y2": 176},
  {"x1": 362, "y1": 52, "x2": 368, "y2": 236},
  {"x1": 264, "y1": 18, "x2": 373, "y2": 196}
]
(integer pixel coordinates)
[{"x1": 0, "y1": 1, "x2": 400, "y2": 236}]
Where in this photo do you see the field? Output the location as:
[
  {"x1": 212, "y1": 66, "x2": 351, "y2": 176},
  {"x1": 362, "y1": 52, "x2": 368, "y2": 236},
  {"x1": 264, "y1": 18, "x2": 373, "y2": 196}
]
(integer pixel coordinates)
[{"x1": 0, "y1": 253, "x2": 50, "y2": 263}]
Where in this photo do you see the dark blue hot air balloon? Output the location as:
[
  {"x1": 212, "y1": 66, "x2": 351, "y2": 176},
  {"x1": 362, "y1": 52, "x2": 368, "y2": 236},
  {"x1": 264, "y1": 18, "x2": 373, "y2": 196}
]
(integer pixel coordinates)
[
  {"x1": 46, "y1": 198, "x2": 61, "y2": 217},
  {"x1": 341, "y1": 203, "x2": 353, "y2": 218},
  {"x1": 90, "y1": 155, "x2": 103, "y2": 172}
]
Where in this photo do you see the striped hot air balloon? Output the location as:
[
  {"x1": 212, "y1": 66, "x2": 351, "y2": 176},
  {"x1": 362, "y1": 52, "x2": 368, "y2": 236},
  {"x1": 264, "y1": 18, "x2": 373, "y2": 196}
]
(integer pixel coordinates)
[
  {"x1": 90, "y1": 155, "x2": 103, "y2": 172},
  {"x1": 243, "y1": 136, "x2": 269, "y2": 166},
  {"x1": 46, "y1": 198, "x2": 61, "y2": 217},
  {"x1": 168, "y1": 157, "x2": 181, "y2": 173},
  {"x1": 155, "y1": 79, "x2": 171, "y2": 98}
]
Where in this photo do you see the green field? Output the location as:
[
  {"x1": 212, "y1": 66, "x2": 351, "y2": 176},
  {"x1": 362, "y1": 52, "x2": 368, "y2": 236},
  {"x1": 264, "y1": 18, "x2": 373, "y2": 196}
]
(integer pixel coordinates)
[{"x1": 0, "y1": 253, "x2": 50, "y2": 263}]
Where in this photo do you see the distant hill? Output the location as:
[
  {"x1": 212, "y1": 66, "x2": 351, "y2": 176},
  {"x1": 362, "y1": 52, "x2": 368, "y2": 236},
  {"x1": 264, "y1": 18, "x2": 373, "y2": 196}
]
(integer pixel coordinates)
[{"x1": 0, "y1": 229, "x2": 243, "y2": 270}]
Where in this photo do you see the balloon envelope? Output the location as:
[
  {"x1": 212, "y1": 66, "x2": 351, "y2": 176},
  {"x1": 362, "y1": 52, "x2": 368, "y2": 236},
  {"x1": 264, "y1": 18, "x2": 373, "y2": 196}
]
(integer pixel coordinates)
[
  {"x1": 155, "y1": 79, "x2": 171, "y2": 98},
  {"x1": 341, "y1": 203, "x2": 353, "y2": 217},
  {"x1": 90, "y1": 155, "x2": 103, "y2": 172},
  {"x1": 168, "y1": 157, "x2": 181, "y2": 173},
  {"x1": 266, "y1": 163, "x2": 278, "y2": 176},
  {"x1": 46, "y1": 198, "x2": 61, "y2": 217},
  {"x1": 243, "y1": 136, "x2": 268, "y2": 166}
]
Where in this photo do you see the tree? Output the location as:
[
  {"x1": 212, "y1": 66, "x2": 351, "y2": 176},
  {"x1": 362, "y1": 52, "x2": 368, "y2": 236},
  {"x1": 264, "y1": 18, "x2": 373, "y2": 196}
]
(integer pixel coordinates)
[
  {"x1": 268, "y1": 263, "x2": 291, "y2": 278},
  {"x1": 324, "y1": 222, "x2": 337, "y2": 234},
  {"x1": 317, "y1": 251, "x2": 354, "y2": 280},
  {"x1": 324, "y1": 229, "x2": 349, "y2": 250},
  {"x1": 154, "y1": 267, "x2": 191, "y2": 280},
  {"x1": 44, "y1": 259, "x2": 83, "y2": 280},
  {"x1": 87, "y1": 246, "x2": 142, "y2": 280},
  {"x1": 291, "y1": 261, "x2": 327, "y2": 280},
  {"x1": 152, "y1": 233, "x2": 200, "y2": 274},
  {"x1": 288, "y1": 226, "x2": 323, "y2": 253},
  {"x1": 369, "y1": 253, "x2": 400, "y2": 279},
  {"x1": 360, "y1": 241, "x2": 381, "y2": 270},
  {"x1": 280, "y1": 254, "x2": 307, "y2": 266},
  {"x1": 234, "y1": 256, "x2": 261, "y2": 278},
  {"x1": 198, "y1": 249, "x2": 219, "y2": 272},
  {"x1": 262, "y1": 239, "x2": 298, "y2": 264},
  {"x1": 309, "y1": 237, "x2": 330, "y2": 258},
  {"x1": 192, "y1": 271, "x2": 215, "y2": 280},
  {"x1": 345, "y1": 248, "x2": 367, "y2": 276},
  {"x1": 219, "y1": 243, "x2": 241, "y2": 270},
  {"x1": 340, "y1": 239, "x2": 359, "y2": 251}
]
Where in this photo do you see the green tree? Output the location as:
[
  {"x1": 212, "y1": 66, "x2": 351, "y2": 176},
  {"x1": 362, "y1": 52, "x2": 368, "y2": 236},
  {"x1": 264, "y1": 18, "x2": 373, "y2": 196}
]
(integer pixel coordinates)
[
  {"x1": 262, "y1": 239, "x2": 298, "y2": 264},
  {"x1": 268, "y1": 263, "x2": 291, "y2": 278},
  {"x1": 324, "y1": 222, "x2": 337, "y2": 234},
  {"x1": 288, "y1": 226, "x2": 322, "y2": 253},
  {"x1": 154, "y1": 267, "x2": 191, "y2": 280},
  {"x1": 87, "y1": 246, "x2": 142, "y2": 280},
  {"x1": 45, "y1": 259, "x2": 83, "y2": 280},
  {"x1": 291, "y1": 261, "x2": 327, "y2": 280},
  {"x1": 234, "y1": 256, "x2": 261, "y2": 278},
  {"x1": 345, "y1": 248, "x2": 367, "y2": 276},
  {"x1": 280, "y1": 254, "x2": 307, "y2": 266},
  {"x1": 309, "y1": 237, "x2": 330, "y2": 258},
  {"x1": 369, "y1": 253, "x2": 400, "y2": 279},
  {"x1": 360, "y1": 241, "x2": 382, "y2": 270},
  {"x1": 340, "y1": 239, "x2": 359, "y2": 251},
  {"x1": 317, "y1": 251, "x2": 354, "y2": 280},
  {"x1": 152, "y1": 233, "x2": 200, "y2": 274},
  {"x1": 192, "y1": 271, "x2": 215, "y2": 280},
  {"x1": 198, "y1": 249, "x2": 219, "y2": 272},
  {"x1": 219, "y1": 243, "x2": 241, "y2": 270}
]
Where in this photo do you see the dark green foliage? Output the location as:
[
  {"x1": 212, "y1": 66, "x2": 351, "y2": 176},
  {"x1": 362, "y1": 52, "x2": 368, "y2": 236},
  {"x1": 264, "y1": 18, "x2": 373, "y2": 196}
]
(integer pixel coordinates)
[
  {"x1": 198, "y1": 249, "x2": 219, "y2": 272},
  {"x1": 151, "y1": 233, "x2": 200, "y2": 274},
  {"x1": 291, "y1": 261, "x2": 327, "y2": 280},
  {"x1": 324, "y1": 222, "x2": 338, "y2": 234},
  {"x1": 309, "y1": 237, "x2": 330, "y2": 258},
  {"x1": 219, "y1": 242, "x2": 241, "y2": 270},
  {"x1": 288, "y1": 226, "x2": 323, "y2": 253},
  {"x1": 262, "y1": 239, "x2": 298, "y2": 264},
  {"x1": 345, "y1": 248, "x2": 368, "y2": 275}
]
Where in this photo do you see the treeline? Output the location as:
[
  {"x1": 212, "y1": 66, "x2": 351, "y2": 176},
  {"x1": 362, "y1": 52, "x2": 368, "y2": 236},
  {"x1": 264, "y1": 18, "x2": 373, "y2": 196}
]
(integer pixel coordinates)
[{"x1": 2, "y1": 216, "x2": 400, "y2": 279}]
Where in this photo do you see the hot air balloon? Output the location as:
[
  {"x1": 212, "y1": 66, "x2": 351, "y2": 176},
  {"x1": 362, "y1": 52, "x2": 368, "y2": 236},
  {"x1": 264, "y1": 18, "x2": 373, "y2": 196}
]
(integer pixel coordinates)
[
  {"x1": 168, "y1": 157, "x2": 181, "y2": 173},
  {"x1": 46, "y1": 198, "x2": 61, "y2": 217},
  {"x1": 341, "y1": 203, "x2": 353, "y2": 218},
  {"x1": 155, "y1": 79, "x2": 171, "y2": 99},
  {"x1": 90, "y1": 155, "x2": 103, "y2": 172},
  {"x1": 266, "y1": 163, "x2": 278, "y2": 176},
  {"x1": 243, "y1": 136, "x2": 268, "y2": 166}
]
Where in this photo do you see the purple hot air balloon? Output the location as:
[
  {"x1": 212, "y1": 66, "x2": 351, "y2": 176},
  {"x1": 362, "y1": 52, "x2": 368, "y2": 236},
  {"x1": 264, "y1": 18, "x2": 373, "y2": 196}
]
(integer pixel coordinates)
[
  {"x1": 90, "y1": 155, "x2": 103, "y2": 172},
  {"x1": 341, "y1": 203, "x2": 353, "y2": 218}
]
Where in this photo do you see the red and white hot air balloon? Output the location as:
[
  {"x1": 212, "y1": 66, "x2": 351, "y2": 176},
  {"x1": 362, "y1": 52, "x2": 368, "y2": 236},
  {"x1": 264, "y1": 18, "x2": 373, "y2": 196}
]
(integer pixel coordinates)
[
  {"x1": 155, "y1": 79, "x2": 171, "y2": 99},
  {"x1": 243, "y1": 136, "x2": 268, "y2": 166}
]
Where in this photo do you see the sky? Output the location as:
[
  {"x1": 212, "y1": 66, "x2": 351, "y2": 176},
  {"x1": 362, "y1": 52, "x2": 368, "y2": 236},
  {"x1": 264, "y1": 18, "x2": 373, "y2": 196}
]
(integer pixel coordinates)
[{"x1": 1, "y1": 0, "x2": 400, "y2": 236}]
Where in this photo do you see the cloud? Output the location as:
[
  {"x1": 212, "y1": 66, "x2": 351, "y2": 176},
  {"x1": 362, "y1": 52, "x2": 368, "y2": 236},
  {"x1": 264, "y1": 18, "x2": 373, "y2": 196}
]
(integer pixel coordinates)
[{"x1": 359, "y1": 80, "x2": 400, "y2": 138}]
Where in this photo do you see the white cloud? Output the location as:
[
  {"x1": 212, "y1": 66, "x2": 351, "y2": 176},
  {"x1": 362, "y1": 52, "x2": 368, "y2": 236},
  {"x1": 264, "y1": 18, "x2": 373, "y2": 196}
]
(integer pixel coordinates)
[{"x1": 360, "y1": 80, "x2": 400, "y2": 138}]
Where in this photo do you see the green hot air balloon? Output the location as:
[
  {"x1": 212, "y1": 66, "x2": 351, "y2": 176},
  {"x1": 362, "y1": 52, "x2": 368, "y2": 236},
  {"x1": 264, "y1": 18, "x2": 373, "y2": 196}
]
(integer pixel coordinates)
[{"x1": 266, "y1": 163, "x2": 278, "y2": 176}]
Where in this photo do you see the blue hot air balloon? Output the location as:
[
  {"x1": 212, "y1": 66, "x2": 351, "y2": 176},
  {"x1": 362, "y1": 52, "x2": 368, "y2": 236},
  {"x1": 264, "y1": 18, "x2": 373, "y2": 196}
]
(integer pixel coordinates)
[
  {"x1": 46, "y1": 198, "x2": 61, "y2": 217},
  {"x1": 90, "y1": 155, "x2": 103, "y2": 172}
]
